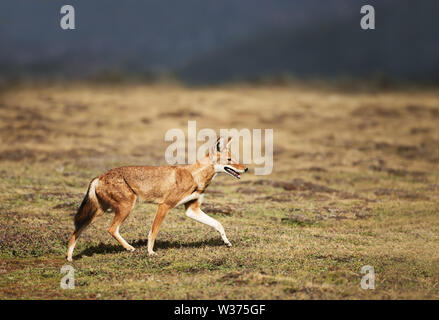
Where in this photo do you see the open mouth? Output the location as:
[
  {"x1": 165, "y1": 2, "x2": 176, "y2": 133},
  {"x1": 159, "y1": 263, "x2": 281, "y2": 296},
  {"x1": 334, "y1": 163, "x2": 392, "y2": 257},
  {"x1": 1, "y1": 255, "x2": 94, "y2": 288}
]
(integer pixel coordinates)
[{"x1": 224, "y1": 166, "x2": 241, "y2": 179}]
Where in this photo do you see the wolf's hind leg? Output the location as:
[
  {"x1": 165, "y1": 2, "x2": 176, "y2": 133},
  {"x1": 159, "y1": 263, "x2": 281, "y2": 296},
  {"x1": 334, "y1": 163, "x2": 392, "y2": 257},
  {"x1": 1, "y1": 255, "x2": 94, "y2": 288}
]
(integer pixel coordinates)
[
  {"x1": 66, "y1": 228, "x2": 84, "y2": 262},
  {"x1": 66, "y1": 178, "x2": 104, "y2": 262},
  {"x1": 108, "y1": 194, "x2": 137, "y2": 252}
]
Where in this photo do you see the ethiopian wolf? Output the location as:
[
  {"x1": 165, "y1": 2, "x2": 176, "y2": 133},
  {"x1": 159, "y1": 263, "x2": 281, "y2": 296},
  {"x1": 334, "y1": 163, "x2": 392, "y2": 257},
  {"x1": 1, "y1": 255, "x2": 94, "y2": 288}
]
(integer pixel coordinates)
[{"x1": 66, "y1": 137, "x2": 247, "y2": 261}]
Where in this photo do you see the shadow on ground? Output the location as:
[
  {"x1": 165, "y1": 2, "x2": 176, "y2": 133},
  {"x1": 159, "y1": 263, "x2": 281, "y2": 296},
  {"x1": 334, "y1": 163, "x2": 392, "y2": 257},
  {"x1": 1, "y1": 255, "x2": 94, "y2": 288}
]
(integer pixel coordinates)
[{"x1": 74, "y1": 237, "x2": 225, "y2": 260}]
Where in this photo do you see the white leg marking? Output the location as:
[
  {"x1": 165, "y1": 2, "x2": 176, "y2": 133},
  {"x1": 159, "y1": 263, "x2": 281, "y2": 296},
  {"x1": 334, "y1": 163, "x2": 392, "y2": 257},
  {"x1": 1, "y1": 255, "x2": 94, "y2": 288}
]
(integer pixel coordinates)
[
  {"x1": 66, "y1": 227, "x2": 85, "y2": 261},
  {"x1": 176, "y1": 192, "x2": 199, "y2": 207},
  {"x1": 147, "y1": 230, "x2": 156, "y2": 255},
  {"x1": 198, "y1": 194, "x2": 204, "y2": 205},
  {"x1": 185, "y1": 207, "x2": 231, "y2": 246},
  {"x1": 115, "y1": 226, "x2": 135, "y2": 251},
  {"x1": 67, "y1": 240, "x2": 76, "y2": 261}
]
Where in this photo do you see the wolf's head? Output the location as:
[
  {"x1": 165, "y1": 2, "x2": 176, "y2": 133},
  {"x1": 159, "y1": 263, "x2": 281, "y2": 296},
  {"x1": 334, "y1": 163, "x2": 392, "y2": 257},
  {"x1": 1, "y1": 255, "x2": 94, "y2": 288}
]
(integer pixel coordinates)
[{"x1": 208, "y1": 137, "x2": 248, "y2": 179}]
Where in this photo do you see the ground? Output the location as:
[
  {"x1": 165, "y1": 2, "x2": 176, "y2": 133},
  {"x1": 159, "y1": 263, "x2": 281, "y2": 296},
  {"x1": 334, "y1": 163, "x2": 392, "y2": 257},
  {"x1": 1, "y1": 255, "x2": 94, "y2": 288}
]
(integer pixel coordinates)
[{"x1": 0, "y1": 82, "x2": 438, "y2": 299}]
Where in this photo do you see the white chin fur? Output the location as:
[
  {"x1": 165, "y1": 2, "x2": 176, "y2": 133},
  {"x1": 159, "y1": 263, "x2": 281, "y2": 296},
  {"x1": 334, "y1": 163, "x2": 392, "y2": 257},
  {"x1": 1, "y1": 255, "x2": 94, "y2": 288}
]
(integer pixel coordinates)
[{"x1": 214, "y1": 164, "x2": 243, "y2": 179}]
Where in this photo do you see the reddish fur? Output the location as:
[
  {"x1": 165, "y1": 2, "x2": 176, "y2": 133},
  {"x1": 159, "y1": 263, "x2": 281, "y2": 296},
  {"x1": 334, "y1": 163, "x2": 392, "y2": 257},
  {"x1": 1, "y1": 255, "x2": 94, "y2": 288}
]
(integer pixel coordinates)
[{"x1": 66, "y1": 137, "x2": 247, "y2": 261}]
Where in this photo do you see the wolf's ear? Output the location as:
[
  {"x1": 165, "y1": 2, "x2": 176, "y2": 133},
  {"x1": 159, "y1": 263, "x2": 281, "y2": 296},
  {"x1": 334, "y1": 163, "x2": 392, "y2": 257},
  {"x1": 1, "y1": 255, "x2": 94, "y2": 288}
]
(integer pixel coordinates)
[
  {"x1": 226, "y1": 137, "x2": 233, "y2": 149},
  {"x1": 216, "y1": 137, "x2": 226, "y2": 152}
]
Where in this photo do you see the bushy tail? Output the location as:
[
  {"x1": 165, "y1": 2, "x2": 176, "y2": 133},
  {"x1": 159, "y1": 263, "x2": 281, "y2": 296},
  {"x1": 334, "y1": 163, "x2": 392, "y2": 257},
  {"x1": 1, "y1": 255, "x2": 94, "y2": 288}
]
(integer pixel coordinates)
[{"x1": 74, "y1": 178, "x2": 101, "y2": 230}]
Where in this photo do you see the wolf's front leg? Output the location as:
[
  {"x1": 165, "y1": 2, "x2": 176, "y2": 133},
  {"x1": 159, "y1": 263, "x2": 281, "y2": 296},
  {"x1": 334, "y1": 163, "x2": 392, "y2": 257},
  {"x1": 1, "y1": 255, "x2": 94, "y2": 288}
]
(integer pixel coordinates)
[
  {"x1": 147, "y1": 203, "x2": 170, "y2": 255},
  {"x1": 185, "y1": 200, "x2": 232, "y2": 247}
]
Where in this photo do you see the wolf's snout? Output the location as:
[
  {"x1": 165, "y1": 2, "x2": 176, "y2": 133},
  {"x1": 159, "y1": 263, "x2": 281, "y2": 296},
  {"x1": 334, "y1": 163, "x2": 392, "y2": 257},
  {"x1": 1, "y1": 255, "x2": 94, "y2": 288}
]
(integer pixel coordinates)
[{"x1": 245, "y1": 168, "x2": 248, "y2": 172}]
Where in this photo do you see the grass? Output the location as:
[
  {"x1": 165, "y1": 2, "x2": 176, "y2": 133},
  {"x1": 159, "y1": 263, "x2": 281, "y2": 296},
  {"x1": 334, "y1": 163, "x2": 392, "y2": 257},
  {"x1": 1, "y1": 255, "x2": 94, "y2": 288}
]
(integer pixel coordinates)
[{"x1": 0, "y1": 82, "x2": 438, "y2": 299}]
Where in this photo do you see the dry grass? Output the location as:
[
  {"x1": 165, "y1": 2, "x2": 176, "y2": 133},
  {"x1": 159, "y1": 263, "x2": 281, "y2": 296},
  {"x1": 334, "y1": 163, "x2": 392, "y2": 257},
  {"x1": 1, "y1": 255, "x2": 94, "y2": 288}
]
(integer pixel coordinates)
[{"x1": 0, "y1": 82, "x2": 438, "y2": 299}]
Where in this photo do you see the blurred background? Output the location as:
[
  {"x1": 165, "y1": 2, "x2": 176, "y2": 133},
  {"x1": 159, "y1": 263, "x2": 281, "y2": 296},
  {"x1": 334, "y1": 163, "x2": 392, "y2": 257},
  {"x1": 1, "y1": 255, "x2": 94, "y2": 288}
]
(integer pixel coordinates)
[
  {"x1": 1, "y1": 0, "x2": 439, "y2": 85},
  {"x1": 1, "y1": 1, "x2": 439, "y2": 300}
]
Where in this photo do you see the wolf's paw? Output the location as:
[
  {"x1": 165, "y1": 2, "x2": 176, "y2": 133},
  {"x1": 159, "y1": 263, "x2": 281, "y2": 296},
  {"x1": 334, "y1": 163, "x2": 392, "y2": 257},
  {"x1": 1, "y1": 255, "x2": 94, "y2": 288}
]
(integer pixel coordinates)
[
  {"x1": 148, "y1": 251, "x2": 157, "y2": 256},
  {"x1": 126, "y1": 246, "x2": 136, "y2": 252},
  {"x1": 225, "y1": 242, "x2": 232, "y2": 247}
]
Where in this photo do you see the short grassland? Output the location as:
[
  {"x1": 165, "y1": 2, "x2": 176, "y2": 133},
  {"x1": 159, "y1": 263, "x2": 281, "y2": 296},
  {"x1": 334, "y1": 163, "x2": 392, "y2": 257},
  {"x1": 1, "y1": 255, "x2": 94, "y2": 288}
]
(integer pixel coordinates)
[{"x1": 0, "y1": 83, "x2": 438, "y2": 299}]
